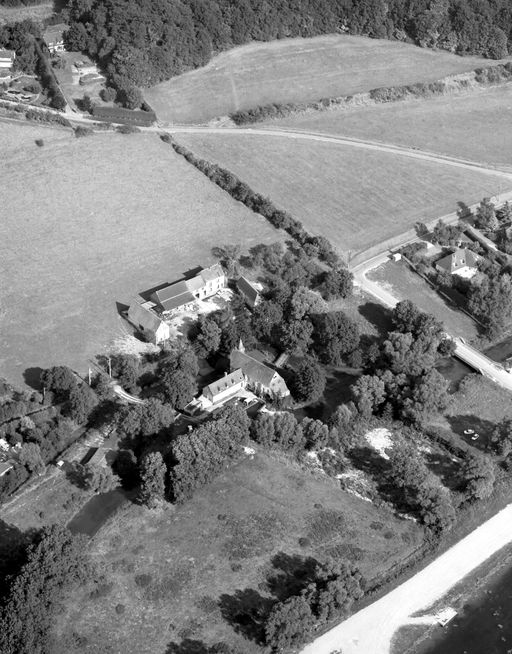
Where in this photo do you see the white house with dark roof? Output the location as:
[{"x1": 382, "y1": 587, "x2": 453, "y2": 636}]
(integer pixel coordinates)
[
  {"x1": 435, "y1": 248, "x2": 480, "y2": 279},
  {"x1": 151, "y1": 264, "x2": 227, "y2": 313},
  {"x1": 230, "y1": 342, "x2": 290, "y2": 398},
  {"x1": 202, "y1": 369, "x2": 245, "y2": 404},
  {"x1": 0, "y1": 50, "x2": 15, "y2": 70},
  {"x1": 127, "y1": 301, "x2": 170, "y2": 344},
  {"x1": 43, "y1": 23, "x2": 67, "y2": 53},
  {"x1": 237, "y1": 276, "x2": 261, "y2": 309}
]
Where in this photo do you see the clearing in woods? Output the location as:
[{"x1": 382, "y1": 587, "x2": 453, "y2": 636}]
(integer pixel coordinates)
[
  {"x1": 143, "y1": 34, "x2": 492, "y2": 125},
  {"x1": 0, "y1": 120, "x2": 282, "y2": 387},
  {"x1": 175, "y1": 132, "x2": 507, "y2": 256},
  {"x1": 55, "y1": 450, "x2": 422, "y2": 654},
  {"x1": 269, "y1": 84, "x2": 512, "y2": 170},
  {"x1": 0, "y1": 2, "x2": 53, "y2": 24}
]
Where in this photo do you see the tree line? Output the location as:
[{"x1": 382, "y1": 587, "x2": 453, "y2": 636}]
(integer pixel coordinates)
[{"x1": 64, "y1": 0, "x2": 512, "y2": 101}]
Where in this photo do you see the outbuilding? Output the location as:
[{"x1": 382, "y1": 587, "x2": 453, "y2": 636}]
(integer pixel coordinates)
[{"x1": 127, "y1": 301, "x2": 170, "y2": 344}]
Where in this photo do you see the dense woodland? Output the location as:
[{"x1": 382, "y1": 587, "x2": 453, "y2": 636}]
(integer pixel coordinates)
[{"x1": 63, "y1": 0, "x2": 512, "y2": 95}]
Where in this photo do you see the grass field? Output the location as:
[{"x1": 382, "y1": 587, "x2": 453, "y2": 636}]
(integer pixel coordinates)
[
  {"x1": 272, "y1": 84, "x2": 512, "y2": 170},
  {"x1": 176, "y1": 132, "x2": 507, "y2": 255},
  {"x1": 144, "y1": 34, "x2": 491, "y2": 125},
  {"x1": 0, "y1": 2, "x2": 53, "y2": 24},
  {"x1": 368, "y1": 261, "x2": 479, "y2": 342},
  {"x1": 0, "y1": 120, "x2": 282, "y2": 387},
  {"x1": 56, "y1": 450, "x2": 422, "y2": 654}
]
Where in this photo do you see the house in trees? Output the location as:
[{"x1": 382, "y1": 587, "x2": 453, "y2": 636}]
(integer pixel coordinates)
[
  {"x1": 127, "y1": 300, "x2": 170, "y2": 344},
  {"x1": 151, "y1": 264, "x2": 227, "y2": 313},
  {"x1": 230, "y1": 341, "x2": 290, "y2": 398},
  {"x1": 435, "y1": 248, "x2": 480, "y2": 279},
  {"x1": 202, "y1": 369, "x2": 245, "y2": 405},
  {"x1": 43, "y1": 24, "x2": 67, "y2": 54},
  {"x1": 237, "y1": 276, "x2": 261, "y2": 309},
  {"x1": 0, "y1": 50, "x2": 15, "y2": 70}
]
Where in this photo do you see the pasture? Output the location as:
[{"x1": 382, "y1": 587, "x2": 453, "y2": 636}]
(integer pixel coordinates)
[
  {"x1": 0, "y1": 120, "x2": 281, "y2": 387},
  {"x1": 56, "y1": 450, "x2": 422, "y2": 654},
  {"x1": 144, "y1": 34, "x2": 491, "y2": 125},
  {"x1": 272, "y1": 84, "x2": 512, "y2": 170},
  {"x1": 176, "y1": 132, "x2": 507, "y2": 256}
]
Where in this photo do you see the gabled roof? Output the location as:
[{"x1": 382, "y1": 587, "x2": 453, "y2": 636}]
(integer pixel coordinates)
[
  {"x1": 200, "y1": 263, "x2": 225, "y2": 283},
  {"x1": 237, "y1": 276, "x2": 260, "y2": 304},
  {"x1": 436, "y1": 248, "x2": 479, "y2": 274},
  {"x1": 231, "y1": 349, "x2": 279, "y2": 388},
  {"x1": 128, "y1": 302, "x2": 165, "y2": 333},
  {"x1": 0, "y1": 50, "x2": 15, "y2": 60},
  {"x1": 203, "y1": 369, "x2": 244, "y2": 397}
]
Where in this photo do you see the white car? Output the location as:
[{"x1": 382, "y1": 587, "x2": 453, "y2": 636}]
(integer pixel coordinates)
[{"x1": 463, "y1": 429, "x2": 475, "y2": 435}]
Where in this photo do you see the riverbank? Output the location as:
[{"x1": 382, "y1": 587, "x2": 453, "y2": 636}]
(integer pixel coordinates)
[
  {"x1": 391, "y1": 542, "x2": 512, "y2": 653},
  {"x1": 301, "y1": 503, "x2": 512, "y2": 654}
]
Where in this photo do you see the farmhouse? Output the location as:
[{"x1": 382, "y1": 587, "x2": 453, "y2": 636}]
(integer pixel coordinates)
[
  {"x1": 202, "y1": 369, "x2": 245, "y2": 405},
  {"x1": 43, "y1": 24, "x2": 67, "y2": 54},
  {"x1": 230, "y1": 342, "x2": 290, "y2": 398},
  {"x1": 0, "y1": 50, "x2": 15, "y2": 70},
  {"x1": 237, "y1": 276, "x2": 261, "y2": 309},
  {"x1": 127, "y1": 300, "x2": 170, "y2": 344},
  {"x1": 151, "y1": 264, "x2": 227, "y2": 313},
  {"x1": 436, "y1": 248, "x2": 480, "y2": 279}
]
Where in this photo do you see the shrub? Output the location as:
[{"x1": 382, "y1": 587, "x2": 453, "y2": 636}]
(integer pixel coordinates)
[
  {"x1": 35, "y1": 139, "x2": 44, "y2": 147},
  {"x1": 74, "y1": 126, "x2": 94, "y2": 138}
]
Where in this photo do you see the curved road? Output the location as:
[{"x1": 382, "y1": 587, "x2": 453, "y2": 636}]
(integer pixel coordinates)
[
  {"x1": 352, "y1": 252, "x2": 512, "y2": 391},
  {"x1": 163, "y1": 125, "x2": 512, "y2": 179}
]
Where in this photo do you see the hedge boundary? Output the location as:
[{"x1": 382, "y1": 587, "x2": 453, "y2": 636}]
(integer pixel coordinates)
[
  {"x1": 230, "y1": 62, "x2": 512, "y2": 126},
  {"x1": 161, "y1": 134, "x2": 342, "y2": 267}
]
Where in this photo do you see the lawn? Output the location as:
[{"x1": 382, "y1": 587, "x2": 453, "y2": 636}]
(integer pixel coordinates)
[
  {"x1": 55, "y1": 450, "x2": 422, "y2": 654},
  {"x1": 143, "y1": 34, "x2": 491, "y2": 125},
  {"x1": 272, "y1": 84, "x2": 512, "y2": 171},
  {"x1": 367, "y1": 260, "x2": 479, "y2": 342},
  {"x1": 0, "y1": 120, "x2": 282, "y2": 387},
  {"x1": 176, "y1": 132, "x2": 507, "y2": 255}
]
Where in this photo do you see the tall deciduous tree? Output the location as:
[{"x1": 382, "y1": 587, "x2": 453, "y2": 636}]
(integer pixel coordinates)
[{"x1": 139, "y1": 452, "x2": 166, "y2": 507}]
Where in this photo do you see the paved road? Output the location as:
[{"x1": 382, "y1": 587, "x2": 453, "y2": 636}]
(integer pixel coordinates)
[
  {"x1": 301, "y1": 503, "x2": 512, "y2": 654},
  {"x1": 352, "y1": 252, "x2": 512, "y2": 392}
]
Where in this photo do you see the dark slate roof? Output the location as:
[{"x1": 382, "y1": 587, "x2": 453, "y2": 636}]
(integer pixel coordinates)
[
  {"x1": 231, "y1": 350, "x2": 278, "y2": 388},
  {"x1": 436, "y1": 248, "x2": 479, "y2": 274},
  {"x1": 237, "y1": 276, "x2": 260, "y2": 304},
  {"x1": 203, "y1": 369, "x2": 244, "y2": 397},
  {"x1": 91, "y1": 105, "x2": 157, "y2": 125},
  {"x1": 128, "y1": 302, "x2": 164, "y2": 332}
]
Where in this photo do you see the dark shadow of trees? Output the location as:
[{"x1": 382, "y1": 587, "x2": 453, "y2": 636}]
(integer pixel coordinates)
[
  {"x1": 218, "y1": 588, "x2": 273, "y2": 644},
  {"x1": 358, "y1": 302, "x2": 393, "y2": 337},
  {"x1": 23, "y1": 367, "x2": 43, "y2": 391},
  {"x1": 216, "y1": 551, "x2": 320, "y2": 644},
  {"x1": 446, "y1": 414, "x2": 496, "y2": 452}
]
